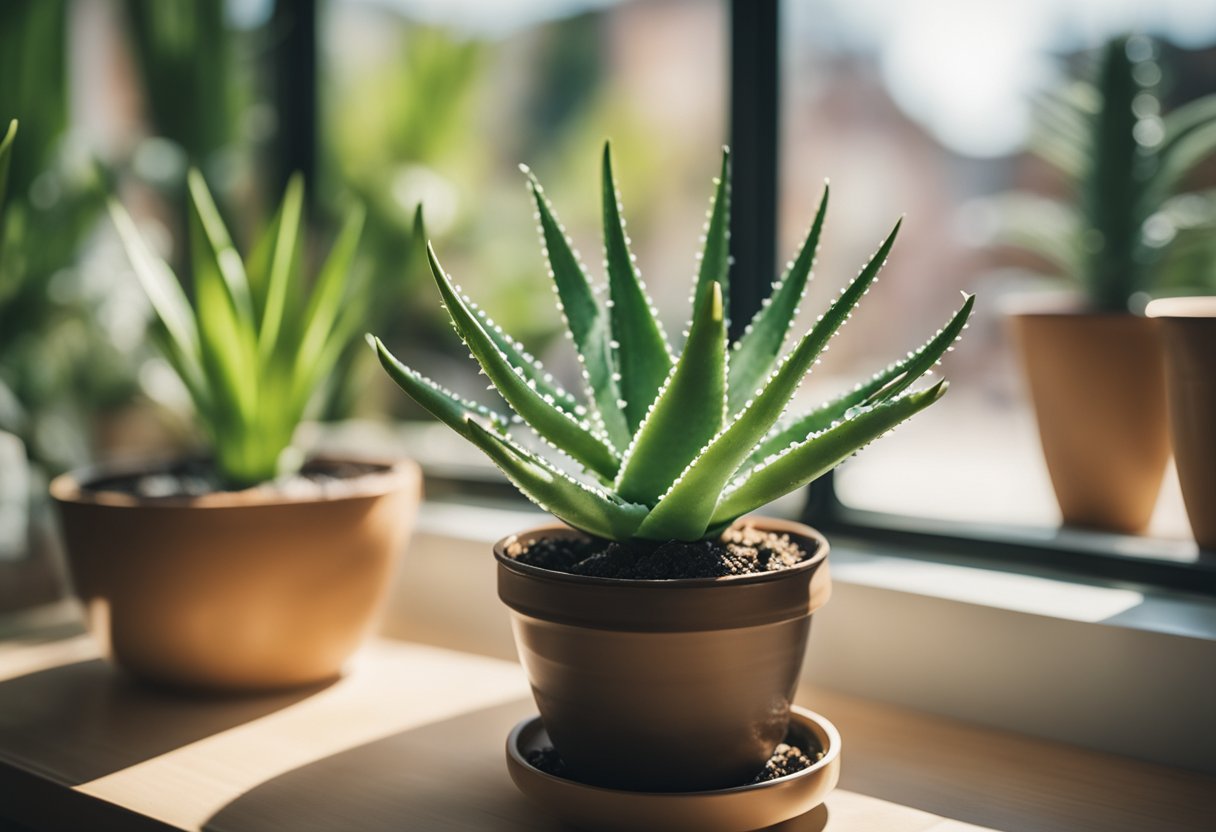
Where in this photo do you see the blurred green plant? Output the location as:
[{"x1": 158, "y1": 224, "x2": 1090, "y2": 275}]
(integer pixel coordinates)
[
  {"x1": 0, "y1": 2, "x2": 143, "y2": 475},
  {"x1": 112, "y1": 172, "x2": 366, "y2": 487},
  {"x1": 322, "y1": 24, "x2": 485, "y2": 418},
  {"x1": 990, "y1": 35, "x2": 1216, "y2": 311},
  {"x1": 375, "y1": 143, "x2": 972, "y2": 541}
]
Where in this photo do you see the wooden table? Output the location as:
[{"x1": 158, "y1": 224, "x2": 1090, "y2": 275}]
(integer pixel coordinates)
[{"x1": 1, "y1": 607, "x2": 1212, "y2": 832}]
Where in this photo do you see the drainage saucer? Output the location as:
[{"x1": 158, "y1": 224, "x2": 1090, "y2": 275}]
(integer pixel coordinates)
[{"x1": 505, "y1": 705, "x2": 841, "y2": 832}]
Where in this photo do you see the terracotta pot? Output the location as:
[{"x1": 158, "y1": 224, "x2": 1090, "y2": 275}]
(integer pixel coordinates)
[
  {"x1": 495, "y1": 517, "x2": 831, "y2": 792},
  {"x1": 50, "y1": 457, "x2": 421, "y2": 691},
  {"x1": 1147, "y1": 298, "x2": 1216, "y2": 550},
  {"x1": 1010, "y1": 310, "x2": 1169, "y2": 533}
]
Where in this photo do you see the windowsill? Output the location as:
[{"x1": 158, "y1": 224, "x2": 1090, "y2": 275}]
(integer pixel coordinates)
[{"x1": 386, "y1": 500, "x2": 1216, "y2": 775}]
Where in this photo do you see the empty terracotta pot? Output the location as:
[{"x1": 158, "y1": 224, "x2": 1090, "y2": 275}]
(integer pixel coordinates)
[
  {"x1": 51, "y1": 457, "x2": 420, "y2": 691},
  {"x1": 495, "y1": 517, "x2": 831, "y2": 792},
  {"x1": 1147, "y1": 298, "x2": 1216, "y2": 551},
  {"x1": 1010, "y1": 309, "x2": 1169, "y2": 533}
]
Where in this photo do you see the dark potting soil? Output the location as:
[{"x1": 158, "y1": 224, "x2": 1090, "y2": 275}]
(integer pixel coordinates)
[
  {"x1": 525, "y1": 727, "x2": 823, "y2": 788},
  {"x1": 508, "y1": 524, "x2": 809, "y2": 579},
  {"x1": 84, "y1": 458, "x2": 385, "y2": 500}
]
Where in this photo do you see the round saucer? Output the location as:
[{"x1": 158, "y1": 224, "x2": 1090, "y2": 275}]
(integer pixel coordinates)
[{"x1": 505, "y1": 705, "x2": 840, "y2": 832}]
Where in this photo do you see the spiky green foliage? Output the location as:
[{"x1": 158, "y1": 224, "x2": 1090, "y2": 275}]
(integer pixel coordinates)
[
  {"x1": 993, "y1": 35, "x2": 1216, "y2": 310},
  {"x1": 375, "y1": 143, "x2": 971, "y2": 541},
  {"x1": 112, "y1": 172, "x2": 365, "y2": 487}
]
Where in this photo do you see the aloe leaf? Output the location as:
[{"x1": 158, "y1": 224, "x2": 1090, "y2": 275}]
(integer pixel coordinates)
[
  {"x1": 728, "y1": 183, "x2": 829, "y2": 414},
  {"x1": 1161, "y1": 94, "x2": 1216, "y2": 155},
  {"x1": 464, "y1": 418, "x2": 647, "y2": 540},
  {"x1": 186, "y1": 170, "x2": 255, "y2": 326},
  {"x1": 689, "y1": 147, "x2": 731, "y2": 323},
  {"x1": 293, "y1": 203, "x2": 365, "y2": 405},
  {"x1": 712, "y1": 382, "x2": 948, "y2": 526},
  {"x1": 109, "y1": 200, "x2": 206, "y2": 399},
  {"x1": 373, "y1": 336, "x2": 511, "y2": 436},
  {"x1": 0, "y1": 120, "x2": 14, "y2": 213},
  {"x1": 636, "y1": 221, "x2": 900, "y2": 540},
  {"x1": 602, "y1": 141, "x2": 673, "y2": 433},
  {"x1": 744, "y1": 294, "x2": 973, "y2": 468},
  {"x1": 1154, "y1": 118, "x2": 1216, "y2": 197},
  {"x1": 462, "y1": 287, "x2": 584, "y2": 422},
  {"x1": 428, "y1": 243, "x2": 620, "y2": 479},
  {"x1": 186, "y1": 176, "x2": 261, "y2": 468},
  {"x1": 524, "y1": 166, "x2": 630, "y2": 450},
  {"x1": 257, "y1": 173, "x2": 305, "y2": 363},
  {"x1": 614, "y1": 280, "x2": 727, "y2": 504}
]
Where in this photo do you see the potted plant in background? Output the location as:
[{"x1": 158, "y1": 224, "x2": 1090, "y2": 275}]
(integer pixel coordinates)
[
  {"x1": 994, "y1": 34, "x2": 1216, "y2": 533},
  {"x1": 50, "y1": 171, "x2": 421, "y2": 691},
  {"x1": 374, "y1": 142, "x2": 971, "y2": 827},
  {"x1": 1147, "y1": 297, "x2": 1216, "y2": 551}
]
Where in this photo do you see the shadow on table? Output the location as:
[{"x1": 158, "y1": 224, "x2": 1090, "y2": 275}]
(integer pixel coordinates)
[
  {"x1": 0, "y1": 658, "x2": 329, "y2": 784},
  {"x1": 205, "y1": 698, "x2": 831, "y2": 832}
]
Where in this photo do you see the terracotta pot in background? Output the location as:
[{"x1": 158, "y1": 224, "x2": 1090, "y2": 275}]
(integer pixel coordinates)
[
  {"x1": 495, "y1": 517, "x2": 831, "y2": 792},
  {"x1": 1147, "y1": 298, "x2": 1216, "y2": 550},
  {"x1": 1010, "y1": 310, "x2": 1169, "y2": 534},
  {"x1": 51, "y1": 458, "x2": 421, "y2": 691}
]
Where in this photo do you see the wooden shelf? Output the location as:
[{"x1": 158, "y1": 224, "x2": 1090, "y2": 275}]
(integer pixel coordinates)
[{"x1": 1, "y1": 605, "x2": 1211, "y2": 831}]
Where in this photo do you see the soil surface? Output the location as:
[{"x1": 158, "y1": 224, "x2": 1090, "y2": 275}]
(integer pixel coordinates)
[
  {"x1": 525, "y1": 725, "x2": 822, "y2": 788},
  {"x1": 508, "y1": 523, "x2": 810, "y2": 579},
  {"x1": 84, "y1": 459, "x2": 385, "y2": 500}
]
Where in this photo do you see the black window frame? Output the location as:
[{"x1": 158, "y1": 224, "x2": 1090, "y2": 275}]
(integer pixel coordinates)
[{"x1": 728, "y1": 0, "x2": 1216, "y2": 596}]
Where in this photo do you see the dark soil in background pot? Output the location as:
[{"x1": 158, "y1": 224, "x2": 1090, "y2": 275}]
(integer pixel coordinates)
[
  {"x1": 83, "y1": 459, "x2": 385, "y2": 500},
  {"x1": 508, "y1": 524, "x2": 809, "y2": 579},
  {"x1": 526, "y1": 723, "x2": 823, "y2": 788}
]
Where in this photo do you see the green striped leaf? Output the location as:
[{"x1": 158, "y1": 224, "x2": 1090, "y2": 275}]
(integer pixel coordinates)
[
  {"x1": 728, "y1": 183, "x2": 829, "y2": 414},
  {"x1": 636, "y1": 220, "x2": 900, "y2": 540},
  {"x1": 712, "y1": 382, "x2": 948, "y2": 526},
  {"x1": 602, "y1": 141, "x2": 673, "y2": 433},
  {"x1": 257, "y1": 173, "x2": 305, "y2": 363},
  {"x1": 0, "y1": 120, "x2": 15, "y2": 214},
  {"x1": 524, "y1": 166, "x2": 629, "y2": 450},
  {"x1": 428, "y1": 243, "x2": 620, "y2": 479},
  {"x1": 690, "y1": 146, "x2": 731, "y2": 323},
  {"x1": 743, "y1": 293, "x2": 973, "y2": 468},
  {"x1": 373, "y1": 336, "x2": 511, "y2": 437},
  {"x1": 614, "y1": 280, "x2": 727, "y2": 505},
  {"x1": 465, "y1": 418, "x2": 647, "y2": 540}
]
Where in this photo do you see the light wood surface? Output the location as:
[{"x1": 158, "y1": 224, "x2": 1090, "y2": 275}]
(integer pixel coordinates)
[{"x1": 0, "y1": 604, "x2": 1211, "y2": 831}]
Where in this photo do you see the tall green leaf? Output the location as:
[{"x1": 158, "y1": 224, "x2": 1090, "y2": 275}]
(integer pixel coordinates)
[
  {"x1": 427, "y1": 243, "x2": 620, "y2": 479},
  {"x1": 601, "y1": 141, "x2": 672, "y2": 432},
  {"x1": 712, "y1": 383, "x2": 948, "y2": 525},
  {"x1": 689, "y1": 146, "x2": 731, "y2": 323},
  {"x1": 729, "y1": 183, "x2": 829, "y2": 413},
  {"x1": 524, "y1": 165, "x2": 629, "y2": 450},
  {"x1": 614, "y1": 280, "x2": 727, "y2": 504},
  {"x1": 465, "y1": 418, "x2": 647, "y2": 540},
  {"x1": 636, "y1": 221, "x2": 900, "y2": 540},
  {"x1": 744, "y1": 293, "x2": 972, "y2": 468}
]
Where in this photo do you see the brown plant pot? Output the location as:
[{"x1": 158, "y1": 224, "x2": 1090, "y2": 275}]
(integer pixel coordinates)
[
  {"x1": 50, "y1": 457, "x2": 421, "y2": 691},
  {"x1": 1010, "y1": 310, "x2": 1169, "y2": 533},
  {"x1": 494, "y1": 517, "x2": 831, "y2": 792},
  {"x1": 1147, "y1": 298, "x2": 1216, "y2": 550}
]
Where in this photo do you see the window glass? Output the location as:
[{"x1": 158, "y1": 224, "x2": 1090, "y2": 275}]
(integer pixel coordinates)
[
  {"x1": 323, "y1": 0, "x2": 728, "y2": 425},
  {"x1": 780, "y1": 0, "x2": 1216, "y2": 540}
]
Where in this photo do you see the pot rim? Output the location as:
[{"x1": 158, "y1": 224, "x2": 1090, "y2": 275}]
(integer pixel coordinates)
[
  {"x1": 49, "y1": 454, "x2": 421, "y2": 510},
  {"x1": 1145, "y1": 296, "x2": 1216, "y2": 319},
  {"x1": 494, "y1": 516, "x2": 828, "y2": 589}
]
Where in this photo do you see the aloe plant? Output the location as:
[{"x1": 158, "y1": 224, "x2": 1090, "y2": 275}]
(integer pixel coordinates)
[
  {"x1": 993, "y1": 35, "x2": 1216, "y2": 310},
  {"x1": 375, "y1": 143, "x2": 972, "y2": 541},
  {"x1": 112, "y1": 172, "x2": 365, "y2": 487}
]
